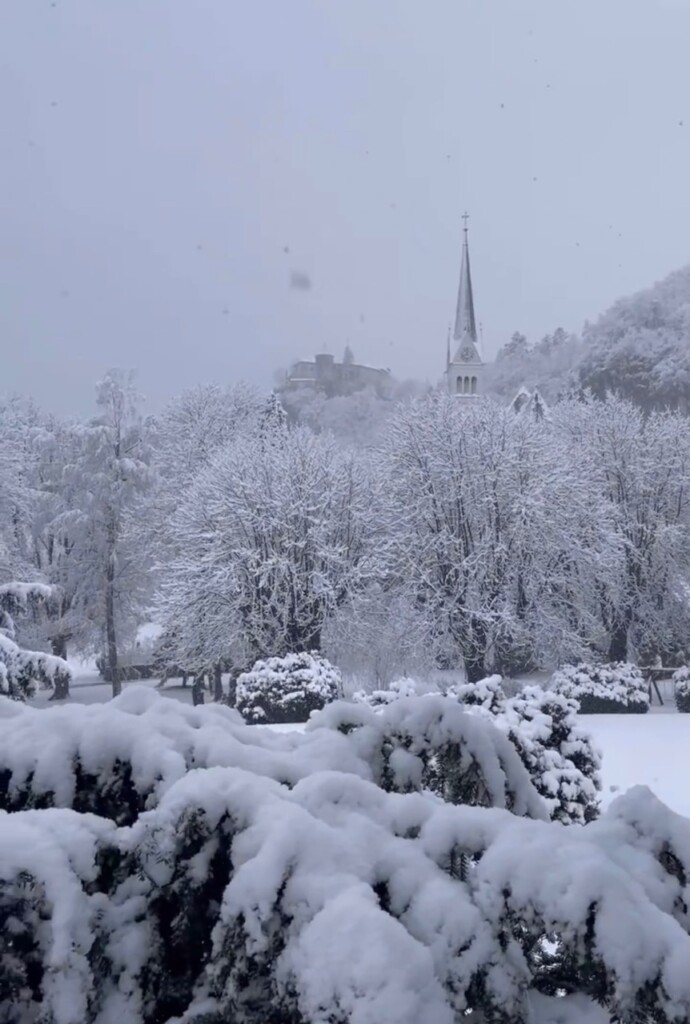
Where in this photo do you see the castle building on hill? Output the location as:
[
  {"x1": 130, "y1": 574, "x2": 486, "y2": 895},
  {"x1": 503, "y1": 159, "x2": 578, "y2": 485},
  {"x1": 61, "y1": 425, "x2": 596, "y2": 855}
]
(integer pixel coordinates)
[
  {"x1": 446, "y1": 215, "x2": 484, "y2": 398},
  {"x1": 283, "y1": 347, "x2": 392, "y2": 398}
]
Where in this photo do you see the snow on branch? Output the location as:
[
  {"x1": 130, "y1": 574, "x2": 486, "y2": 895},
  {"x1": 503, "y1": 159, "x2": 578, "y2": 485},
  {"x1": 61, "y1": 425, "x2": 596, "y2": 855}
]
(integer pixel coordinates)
[
  {"x1": 0, "y1": 631, "x2": 71, "y2": 701},
  {"x1": 0, "y1": 581, "x2": 58, "y2": 617}
]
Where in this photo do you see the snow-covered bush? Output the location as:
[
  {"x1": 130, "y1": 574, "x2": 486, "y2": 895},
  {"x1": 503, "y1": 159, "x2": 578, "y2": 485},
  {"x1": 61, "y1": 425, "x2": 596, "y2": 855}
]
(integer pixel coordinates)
[
  {"x1": 235, "y1": 651, "x2": 342, "y2": 723},
  {"x1": 351, "y1": 676, "x2": 420, "y2": 708},
  {"x1": 0, "y1": 688, "x2": 544, "y2": 821},
  {"x1": 0, "y1": 583, "x2": 71, "y2": 701},
  {"x1": 2, "y1": 692, "x2": 690, "y2": 1023},
  {"x1": 500, "y1": 686, "x2": 602, "y2": 824},
  {"x1": 448, "y1": 677, "x2": 601, "y2": 824},
  {"x1": 673, "y1": 665, "x2": 690, "y2": 713},
  {"x1": 446, "y1": 673, "x2": 507, "y2": 713},
  {"x1": 550, "y1": 662, "x2": 649, "y2": 714},
  {"x1": 312, "y1": 694, "x2": 547, "y2": 816}
]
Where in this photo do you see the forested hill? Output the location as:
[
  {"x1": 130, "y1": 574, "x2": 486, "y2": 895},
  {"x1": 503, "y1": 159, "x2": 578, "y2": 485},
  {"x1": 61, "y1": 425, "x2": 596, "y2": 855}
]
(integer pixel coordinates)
[
  {"x1": 577, "y1": 263, "x2": 690, "y2": 410},
  {"x1": 486, "y1": 263, "x2": 690, "y2": 411}
]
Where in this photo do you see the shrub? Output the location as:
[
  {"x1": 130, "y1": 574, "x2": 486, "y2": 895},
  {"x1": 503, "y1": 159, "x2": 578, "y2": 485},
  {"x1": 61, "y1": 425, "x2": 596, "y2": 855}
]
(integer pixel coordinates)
[
  {"x1": 2, "y1": 693, "x2": 690, "y2": 1023},
  {"x1": 446, "y1": 674, "x2": 506, "y2": 714},
  {"x1": 0, "y1": 624, "x2": 71, "y2": 703},
  {"x1": 501, "y1": 686, "x2": 602, "y2": 823},
  {"x1": 351, "y1": 677, "x2": 419, "y2": 708},
  {"x1": 235, "y1": 651, "x2": 342, "y2": 723},
  {"x1": 448, "y1": 677, "x2": 601, "y2": 823},
  {"x1": 0, "y1": 584, "x2": 71, "y2": 701},
  {"x1": 550, "y1": 662, "x2": 649, "y2": 714},
  {"x1": 673, "y1": 666, "x2": 690, "y2": 713}
]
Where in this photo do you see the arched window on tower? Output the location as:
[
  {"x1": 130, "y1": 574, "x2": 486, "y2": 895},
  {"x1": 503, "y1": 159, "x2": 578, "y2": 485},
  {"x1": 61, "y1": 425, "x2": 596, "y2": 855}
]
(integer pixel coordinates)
[
  {"x1": 471, "y1": 376, "x2": 477, "y2": 394},
  {"x1": 463, "y1": 376, "x2": 470, "y2": 393},
  {"x1": 456, "y1": 376, "x2": 463, "y2": 394}
]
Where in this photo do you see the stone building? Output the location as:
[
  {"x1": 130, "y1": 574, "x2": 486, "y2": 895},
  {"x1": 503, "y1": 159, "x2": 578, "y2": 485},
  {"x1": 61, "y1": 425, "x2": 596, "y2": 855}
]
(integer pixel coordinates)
[{"x1": 283, "y1": 347, "x2": 391, "y2": 398}]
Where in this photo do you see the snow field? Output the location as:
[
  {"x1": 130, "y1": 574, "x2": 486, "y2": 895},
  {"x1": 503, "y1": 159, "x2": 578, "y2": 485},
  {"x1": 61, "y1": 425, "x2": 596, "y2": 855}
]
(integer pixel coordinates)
[{"x1": 588, "y1": 707, "x2": 690, "y2": 817}]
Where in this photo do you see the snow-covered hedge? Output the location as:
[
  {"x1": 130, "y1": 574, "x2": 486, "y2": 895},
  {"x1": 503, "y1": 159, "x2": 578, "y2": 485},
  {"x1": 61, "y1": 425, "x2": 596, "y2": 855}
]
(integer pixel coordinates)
[
  {"x1": 0, "y1": 688, "x2": 544, "y2": 821},
  {"x1": 673, "y1": 665, "x2": 690, "y2": 713},
  {"x1": 550, "y1": 662, "x2": 650, "y2": 714},
  {"x1": 1, "y1": 691, "x2": 690, "y2": 1024},
  {"x1": 235, "y1": 651, "x2": 342, "y2": 723}
]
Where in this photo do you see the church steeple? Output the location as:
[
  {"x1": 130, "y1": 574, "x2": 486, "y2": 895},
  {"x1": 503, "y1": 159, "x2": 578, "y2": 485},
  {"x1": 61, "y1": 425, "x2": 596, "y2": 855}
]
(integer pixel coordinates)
[
  {"x1": 453, "y1": 212, "x2": 478, "y2": 347},
  {"x1": 446, "y1": 213, "x2": 484, "y2": 397}
]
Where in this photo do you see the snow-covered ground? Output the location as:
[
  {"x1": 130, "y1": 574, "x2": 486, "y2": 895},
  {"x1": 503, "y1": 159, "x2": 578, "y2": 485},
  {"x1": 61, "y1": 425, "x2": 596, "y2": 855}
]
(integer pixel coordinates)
[
  {"x1": 587, "y1": 705, "x2": 690, "y2": 816},
  {"x1": 31, "y1": 668, "x2": 690, "y2": 817}
]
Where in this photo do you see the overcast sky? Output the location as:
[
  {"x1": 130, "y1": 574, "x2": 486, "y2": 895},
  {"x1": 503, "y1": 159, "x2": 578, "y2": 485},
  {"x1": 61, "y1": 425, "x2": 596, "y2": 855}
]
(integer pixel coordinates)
[{"x1": 2, "y1": 1, "x2": 690, "y2": 414}]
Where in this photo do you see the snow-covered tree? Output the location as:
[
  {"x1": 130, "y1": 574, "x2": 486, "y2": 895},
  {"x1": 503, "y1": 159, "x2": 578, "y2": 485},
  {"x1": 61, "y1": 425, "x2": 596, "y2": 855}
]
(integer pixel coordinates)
[
  {"x1": 577, "y1": 264, "x2": 690, "y2": 411},
  {"x1": 153, "y1": 382, "x2": 264, "y2": 488},
  {"x1": 159, "y1": 425, "x2": 381, "y2": 669},
  {"x1": 557, "y1": 395, "x2": 690, "y2": 661},
  {"x1": 485, "y1": 326, "x2": 584, "y2": 404},
  {"x1": 382, "y1": 395, "x2": 610, "y2": 680},
  {"x1": 25, "y1": 418, "x2": 91, "y2": 673},
  {"x1": 57, "y1": 371, "x2": 153, "y2": 695},
  {"x1": 279, "y1": 378, "x2": 429, "y2": 449},
  {"x1": 0, "y1": 396, "x2": 40, "y2": 582},
  {"x1": 324, "y1": 586, "x2": 446, "y2": 687}
]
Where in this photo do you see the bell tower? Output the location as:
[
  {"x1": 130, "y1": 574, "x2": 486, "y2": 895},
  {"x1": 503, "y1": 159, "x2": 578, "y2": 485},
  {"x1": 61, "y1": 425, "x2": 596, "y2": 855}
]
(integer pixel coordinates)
[{"x1": 447, "y1": 213, "x2": 483, "y2": 397}]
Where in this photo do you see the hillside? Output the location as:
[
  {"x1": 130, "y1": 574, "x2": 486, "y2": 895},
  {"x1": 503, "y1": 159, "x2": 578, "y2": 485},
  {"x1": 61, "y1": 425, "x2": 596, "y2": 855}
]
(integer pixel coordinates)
[{"x1": 486, "y1": 264, "x2": 690, "y2": 411}]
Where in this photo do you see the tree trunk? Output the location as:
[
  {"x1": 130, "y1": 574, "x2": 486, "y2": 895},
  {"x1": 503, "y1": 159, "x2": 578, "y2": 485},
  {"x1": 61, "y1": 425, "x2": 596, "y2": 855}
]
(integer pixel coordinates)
[
  {"x1": 608, "y1": 616, "x2": 629, "y2": 663},
  {"x1": 226, "y1": 671, "x2": 237, "y2": 709},
  {"x1": 105, "y1": 538, "x2": 120, "y2": 697},
  {"x1": 464, "y1": 618, "x2": 488, "y2": 683},
  {"x1": 192, "y1": 673, "x2": 206, "y2": 706},
  {"x1": 51, "y1": 635, "x2": 68, "y2": 659},
  {"x1": 464, "y1": 651, "x2": 487, "y2": 684},
  {"x1": 213, "y1": 662, "x2": 223, "y2": 702},
  {"x1": 49, "y1": 636, "x2": 70, "y2": 700}
]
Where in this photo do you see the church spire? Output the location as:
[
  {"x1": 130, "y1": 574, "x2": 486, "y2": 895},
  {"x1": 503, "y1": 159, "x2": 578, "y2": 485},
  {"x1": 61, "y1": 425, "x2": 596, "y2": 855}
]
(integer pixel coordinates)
[
  {"x1": 446, "y1": 213, "x2": 484, "y2": 397},
  {"x1": 453, "y1": 212, "x2": 478, "y2": 345}
]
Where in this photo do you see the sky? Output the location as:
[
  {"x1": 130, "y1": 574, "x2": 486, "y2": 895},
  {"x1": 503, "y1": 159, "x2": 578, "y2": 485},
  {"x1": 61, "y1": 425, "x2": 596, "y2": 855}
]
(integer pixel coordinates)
[{"x1": 2, "y1": 1, "x2": 690, "y2": 415}]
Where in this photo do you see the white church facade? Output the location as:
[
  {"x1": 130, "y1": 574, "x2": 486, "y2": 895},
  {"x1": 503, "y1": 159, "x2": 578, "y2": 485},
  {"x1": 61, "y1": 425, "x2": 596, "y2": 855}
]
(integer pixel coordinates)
[{"x1": 446, "y1": 215, "x2": 484, "y2": 398}]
